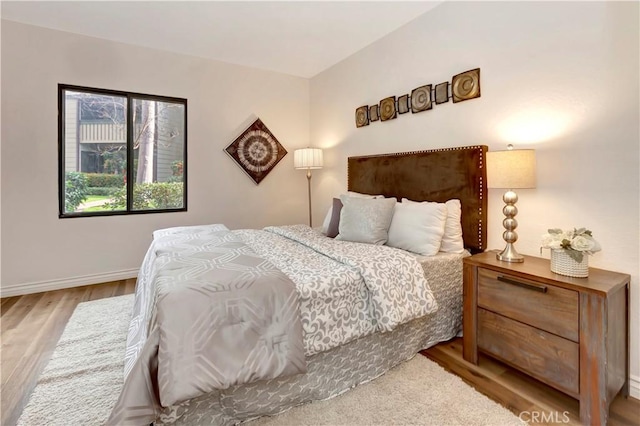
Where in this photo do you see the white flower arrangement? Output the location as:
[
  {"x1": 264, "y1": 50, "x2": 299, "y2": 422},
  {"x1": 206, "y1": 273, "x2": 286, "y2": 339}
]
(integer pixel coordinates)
[{"x1": 541, "y1": 228, "x2": 601, "y2": 263}]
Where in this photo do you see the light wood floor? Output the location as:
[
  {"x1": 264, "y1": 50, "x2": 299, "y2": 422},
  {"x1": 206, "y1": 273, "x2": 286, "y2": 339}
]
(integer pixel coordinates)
[
  {"x1": 1, "y1": 280, "x2": 136, "y2": 426},
  {"x1": 1, "y1": 280, "x2": 638, "y2": 426}
]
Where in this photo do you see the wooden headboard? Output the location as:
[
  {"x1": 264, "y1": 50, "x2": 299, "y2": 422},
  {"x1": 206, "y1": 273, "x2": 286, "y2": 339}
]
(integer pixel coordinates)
[{"x1": 347, "y1": 145, "x2": 487, "y2": 253}]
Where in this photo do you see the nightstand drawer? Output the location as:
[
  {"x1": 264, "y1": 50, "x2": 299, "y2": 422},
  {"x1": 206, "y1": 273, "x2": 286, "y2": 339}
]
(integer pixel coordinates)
[
  {"x1": 478, "y1": 308, "x2": 580, "y2": 397},
  {"x1": 477, "y1": 268, "x2": 579, "y2": 342}
]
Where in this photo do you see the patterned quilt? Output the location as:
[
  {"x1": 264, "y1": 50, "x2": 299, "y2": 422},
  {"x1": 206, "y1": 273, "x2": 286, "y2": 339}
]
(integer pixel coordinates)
[
  {"x1": 108, "y1": 224, "x2": 438, "y2": 426},
  {"x1": 237, "y1": 225, "x2": 438, "y2": 355}
]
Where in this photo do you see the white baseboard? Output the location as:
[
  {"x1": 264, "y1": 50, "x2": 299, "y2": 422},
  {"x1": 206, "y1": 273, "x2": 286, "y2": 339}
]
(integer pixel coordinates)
[
  {"x1": 630, "y1": 374, "x2": 640, "y2": 400},
  {"x1": 0, "y1": 268, "x2": 138, "y2": 298}
]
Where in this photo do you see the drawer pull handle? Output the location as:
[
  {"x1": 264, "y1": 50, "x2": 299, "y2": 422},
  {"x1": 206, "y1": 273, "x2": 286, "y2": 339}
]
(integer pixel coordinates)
[{"x1": 497, "y1": 276, "x2": 547, "y2": 293}]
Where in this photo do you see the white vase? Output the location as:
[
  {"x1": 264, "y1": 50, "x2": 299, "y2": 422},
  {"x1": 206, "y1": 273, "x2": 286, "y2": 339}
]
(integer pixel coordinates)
[{"x1": 550, "y1": 249, "x2": 589, "y2": 278}]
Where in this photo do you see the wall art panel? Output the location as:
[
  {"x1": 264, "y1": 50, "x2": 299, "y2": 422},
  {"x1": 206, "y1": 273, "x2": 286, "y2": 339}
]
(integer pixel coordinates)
[
  {"x1": 225, "y1": 118, "x2": 287, "y2": 185},
  {"x1": 353, "y1": 67, "x2": 480, "y2": 128}
]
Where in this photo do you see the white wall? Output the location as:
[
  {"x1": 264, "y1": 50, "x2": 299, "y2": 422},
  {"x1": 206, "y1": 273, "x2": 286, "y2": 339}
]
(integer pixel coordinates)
[
  {"x1": 310, "y1": 2, "x2": 639, "y2": 397},
  {"x1": 1, "y1": 20, "x2": 310, "y2": 295}
]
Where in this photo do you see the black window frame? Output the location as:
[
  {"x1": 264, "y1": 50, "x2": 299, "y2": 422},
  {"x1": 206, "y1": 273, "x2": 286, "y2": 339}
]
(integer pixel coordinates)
[{"x1": 58, "y1": 84, "x2": 188, "y2": 218}]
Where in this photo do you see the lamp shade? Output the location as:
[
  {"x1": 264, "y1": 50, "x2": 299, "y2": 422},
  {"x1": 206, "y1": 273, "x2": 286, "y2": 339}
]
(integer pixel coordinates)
[
  {"x1": 294, "y1": 148, "x2": 323, "y2": 169},
  {"x1": 487, "y1": 149, "x2": 536, "y2": 189}
]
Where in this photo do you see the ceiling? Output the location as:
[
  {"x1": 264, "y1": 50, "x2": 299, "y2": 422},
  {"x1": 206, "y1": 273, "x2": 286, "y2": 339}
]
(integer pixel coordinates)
[{"x1": 1, "y1": 1, "x2": 442, "y2": 78}]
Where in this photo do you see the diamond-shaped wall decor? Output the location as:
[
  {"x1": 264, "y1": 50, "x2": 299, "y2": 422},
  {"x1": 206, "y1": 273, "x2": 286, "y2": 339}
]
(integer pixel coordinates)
[{"x1": 225, "y1": 118, "x2": 287, "y2": 185}]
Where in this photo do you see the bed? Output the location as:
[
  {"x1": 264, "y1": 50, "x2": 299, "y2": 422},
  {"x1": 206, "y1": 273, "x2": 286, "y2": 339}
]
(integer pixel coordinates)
[{"x1": 108, "y1": 145, "x2": 488, "y2": 426}]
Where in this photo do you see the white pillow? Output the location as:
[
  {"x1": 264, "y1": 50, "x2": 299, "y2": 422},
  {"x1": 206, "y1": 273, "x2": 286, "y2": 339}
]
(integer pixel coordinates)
[
  {"x1": 441, "y1": 199, "x2": 465, "y2": 253},
  {"x1": 387, "y1": 201, "x2": 447, "y2": 256},
  {"x1": 402, "y1": 198, "x2": 465, "y2": 253},
  {"x1": 335, "y1": 196, "x2": 396, "y2": 245},
  {"x1": 321, "y1": 191, "x2": 384, "y2": 234}
]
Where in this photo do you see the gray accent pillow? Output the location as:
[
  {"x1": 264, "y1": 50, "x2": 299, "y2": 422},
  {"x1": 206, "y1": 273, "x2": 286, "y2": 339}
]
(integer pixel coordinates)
[
  {"x1": 336, "y1": 196, "x2": 397, "y2": 245},
  {"x1": 321, "y1": 192, "x2": 384, "y2": 235},
  {"x1": 326, "y1": 198, "x2": 343, "y2": 238}
]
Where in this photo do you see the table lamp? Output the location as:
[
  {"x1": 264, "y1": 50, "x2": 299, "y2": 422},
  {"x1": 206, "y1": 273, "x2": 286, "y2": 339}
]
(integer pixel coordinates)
[{"x1": 487, "y1": 145, "x2": 536, "y2": 262}]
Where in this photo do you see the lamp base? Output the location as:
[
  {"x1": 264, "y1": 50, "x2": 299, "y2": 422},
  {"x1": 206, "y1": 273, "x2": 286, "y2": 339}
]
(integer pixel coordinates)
[
  {"x1": 496, "y1": 243, "x2": 524, "y2": 263},
  {"x1": 496, "y1": 189, "x2": 525, "y2": 263},
  {"x1": 306, "y1": 170, "x2": 313, "y2": 227}
]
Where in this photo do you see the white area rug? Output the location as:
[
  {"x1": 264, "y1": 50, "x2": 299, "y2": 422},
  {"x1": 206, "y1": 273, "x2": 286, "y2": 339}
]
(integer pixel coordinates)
[
  {"x1": 18, "y1": 294, "x2": 524, "y2": 426},
  {"x1": 17, "y1": 294, "x2": 134, "y2": 426},
  {"x1": 249, "y1": 355, "x2": 524, "y2": 426}
]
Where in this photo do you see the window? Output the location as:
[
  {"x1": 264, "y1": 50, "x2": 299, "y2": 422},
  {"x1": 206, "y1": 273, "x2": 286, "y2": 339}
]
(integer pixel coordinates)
[{"x1": 59, "y1": 85, "x2": 187, "y2": 217}]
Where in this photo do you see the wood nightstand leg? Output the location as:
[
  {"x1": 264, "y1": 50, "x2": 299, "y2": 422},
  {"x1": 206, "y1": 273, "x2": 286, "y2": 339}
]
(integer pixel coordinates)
[
  {"x1": 463, "y1": 263, "x2": 478, "y2": 364},
  {"x1": 622, "y1": 285, "x2": 630, "y2": 399},
  {"x1": 579, "y1": 293, "x2": 608, "y2": 425}
]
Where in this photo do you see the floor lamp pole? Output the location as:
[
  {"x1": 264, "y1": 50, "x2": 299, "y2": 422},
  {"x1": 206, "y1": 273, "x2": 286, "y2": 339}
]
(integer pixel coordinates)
[{"x1": 306, "y1": 169, "x2": 312, "y2": 227}]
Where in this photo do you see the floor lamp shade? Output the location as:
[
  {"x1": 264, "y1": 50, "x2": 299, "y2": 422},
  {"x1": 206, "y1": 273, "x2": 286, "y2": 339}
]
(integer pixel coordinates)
[
  {"x1": 294, "y1": 148, "x2": 323, "y2": 169},
  {"x1": 294, "y1": 148, "x2": 323, "y2": 227},
  {"x1": 487, "y1": 148, "x2": 536, "y2": 262}
]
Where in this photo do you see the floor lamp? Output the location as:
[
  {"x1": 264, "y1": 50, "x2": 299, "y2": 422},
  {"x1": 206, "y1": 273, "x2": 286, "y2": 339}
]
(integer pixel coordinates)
[
  {"x1": 294, "y1": 148, "x2": 323, "y2": 227},
  {"x1": 487, "y1": 145, "x2": 536, "y2": 262}
]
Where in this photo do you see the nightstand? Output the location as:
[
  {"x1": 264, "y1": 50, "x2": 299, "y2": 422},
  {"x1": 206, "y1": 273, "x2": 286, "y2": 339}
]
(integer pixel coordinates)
[{"x1": 462, "y1": 251, "x2": 630, "y2": 425}]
